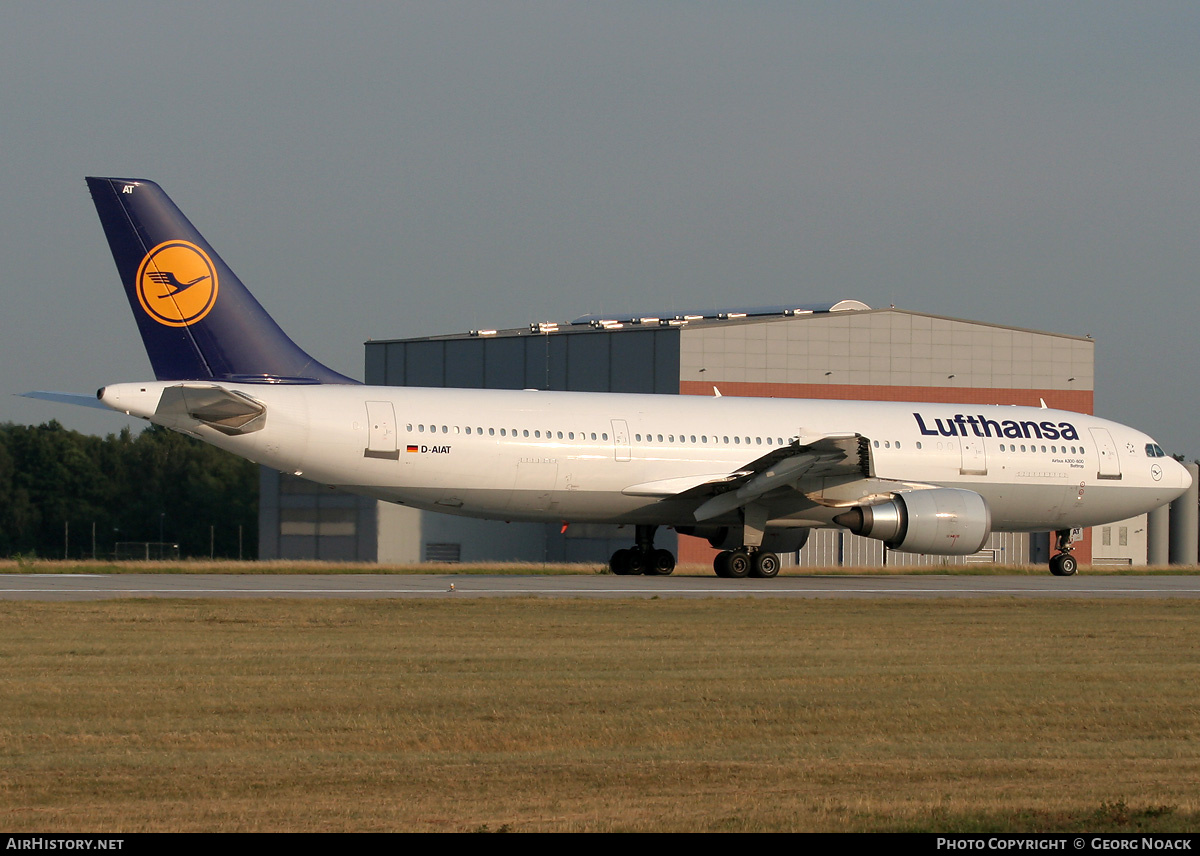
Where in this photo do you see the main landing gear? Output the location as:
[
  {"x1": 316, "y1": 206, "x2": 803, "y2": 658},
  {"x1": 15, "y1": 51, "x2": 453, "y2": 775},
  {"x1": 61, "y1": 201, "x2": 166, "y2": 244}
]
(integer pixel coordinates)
[
  {"x1": 1049, "y1": 529, "x2": 1078, "y2": 577},
  {"x1": 713, "y1": 548, "x2": 780, "y2": 579},
  {"x1": 609, "y1": 524, "x2": 676, "y2": 576}
]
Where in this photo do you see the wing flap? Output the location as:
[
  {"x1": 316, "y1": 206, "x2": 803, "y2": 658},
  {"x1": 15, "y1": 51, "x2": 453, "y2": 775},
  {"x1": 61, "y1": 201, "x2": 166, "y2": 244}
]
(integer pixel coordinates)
[
  {"x1": 693, "y1": 452, "x2": 823, "y2": 521},
  {"x1": 622, "y1": 473, "x2": 741, "y2": 497},
  {"x1": 632, "y1": 431, "x2": 869, "y2": 522}
]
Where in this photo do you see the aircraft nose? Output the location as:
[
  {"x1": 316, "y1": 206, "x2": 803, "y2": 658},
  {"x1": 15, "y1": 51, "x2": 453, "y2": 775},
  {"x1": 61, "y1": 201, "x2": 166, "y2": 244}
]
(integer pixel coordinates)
[{"x1": 1178, "y1": 458, "x2": 1194, "y2": 491}]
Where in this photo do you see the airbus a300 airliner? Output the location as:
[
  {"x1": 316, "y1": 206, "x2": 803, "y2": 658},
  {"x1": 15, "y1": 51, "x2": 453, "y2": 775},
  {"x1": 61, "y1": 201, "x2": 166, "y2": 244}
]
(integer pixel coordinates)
[{"x1": 27, "y1": 178, "x2": 1191, "y2": 577}]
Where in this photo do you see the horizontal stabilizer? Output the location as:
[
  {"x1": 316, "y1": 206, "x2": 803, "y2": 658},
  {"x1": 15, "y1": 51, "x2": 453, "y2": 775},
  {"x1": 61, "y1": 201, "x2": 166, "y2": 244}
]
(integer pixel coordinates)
[{"x1": 19, "y1": 391, "x2": 112, "y2": 411}]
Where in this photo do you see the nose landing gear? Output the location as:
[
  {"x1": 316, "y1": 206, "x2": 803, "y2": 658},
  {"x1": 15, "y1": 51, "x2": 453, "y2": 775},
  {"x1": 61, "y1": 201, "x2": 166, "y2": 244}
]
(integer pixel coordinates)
[{"x1": 1049, "y1": 529, "x2": 1078, "y2": 576}]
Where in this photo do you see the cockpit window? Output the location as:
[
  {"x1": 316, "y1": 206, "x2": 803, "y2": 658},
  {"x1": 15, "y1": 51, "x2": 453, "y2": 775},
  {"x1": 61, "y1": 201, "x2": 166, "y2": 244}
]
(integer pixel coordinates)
[{"x1": 1146, "y1": 443, "x2": 1166, "y2": 458}]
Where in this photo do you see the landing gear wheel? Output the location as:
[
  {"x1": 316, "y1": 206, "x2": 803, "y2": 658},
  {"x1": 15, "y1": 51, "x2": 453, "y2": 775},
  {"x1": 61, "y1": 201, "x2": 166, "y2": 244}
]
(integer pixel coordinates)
[
  {"x1": 714, "y1": 551, "x2": 732, "y2": 578},
  {"x1": 626, "y1": 549, "x2": 649, "y2": 576},
  {"x1": 1049, "y1": 553, "x2": 1078, "y2": 577},
  {"x1": 750, "y1": 550, "x2": 780, "y2": 578},
  {"x1": 610, "y1": 549, "x2": 635, "y2": 575},
  {"x1": 726, "y1": 549, "x2": 751, "y2": 579},
  {"x1": 646, "y1": 548, "x2": 676, "y2": 576}
]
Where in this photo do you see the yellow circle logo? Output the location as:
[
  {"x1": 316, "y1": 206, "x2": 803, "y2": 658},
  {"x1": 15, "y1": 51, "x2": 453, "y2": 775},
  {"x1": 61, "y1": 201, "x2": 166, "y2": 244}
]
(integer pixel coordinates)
[{"x1": 136, "y1": 241, "x2": 219, "y2": 327}]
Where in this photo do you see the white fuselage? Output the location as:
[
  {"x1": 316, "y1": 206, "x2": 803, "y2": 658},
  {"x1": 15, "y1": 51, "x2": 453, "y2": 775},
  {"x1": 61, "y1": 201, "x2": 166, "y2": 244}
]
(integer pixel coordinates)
[{"x1": 99, "y1": 382, "x2": 1191, "y2": 533}]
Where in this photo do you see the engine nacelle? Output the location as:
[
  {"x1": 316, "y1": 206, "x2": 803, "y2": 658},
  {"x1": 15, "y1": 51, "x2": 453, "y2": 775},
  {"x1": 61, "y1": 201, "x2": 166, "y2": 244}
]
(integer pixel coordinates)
[
  {"x1": 833, "y1": 488, "x2": 991, "y2": 555},
  {"x1": 678, "y1": 525, "x2": 811, "y2": 554}
]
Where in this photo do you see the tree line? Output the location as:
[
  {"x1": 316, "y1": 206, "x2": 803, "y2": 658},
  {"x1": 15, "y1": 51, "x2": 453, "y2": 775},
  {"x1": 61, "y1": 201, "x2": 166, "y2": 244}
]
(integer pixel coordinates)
[{"x1": 0, "y1": 421, "x2": 258, "y2": 560}]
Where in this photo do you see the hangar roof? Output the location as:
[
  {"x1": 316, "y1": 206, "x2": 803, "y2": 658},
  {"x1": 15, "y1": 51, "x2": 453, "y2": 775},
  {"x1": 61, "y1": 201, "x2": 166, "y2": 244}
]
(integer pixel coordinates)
[{"x1": 367, "y1": 301, "x2": 1092, "y2": 346}]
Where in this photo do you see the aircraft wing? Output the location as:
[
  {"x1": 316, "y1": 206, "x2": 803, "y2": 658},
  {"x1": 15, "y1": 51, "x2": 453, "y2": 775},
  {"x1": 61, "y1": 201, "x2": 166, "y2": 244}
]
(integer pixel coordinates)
[{"x1": 622, "y1": 432, "x2": 868, "y2": 521}]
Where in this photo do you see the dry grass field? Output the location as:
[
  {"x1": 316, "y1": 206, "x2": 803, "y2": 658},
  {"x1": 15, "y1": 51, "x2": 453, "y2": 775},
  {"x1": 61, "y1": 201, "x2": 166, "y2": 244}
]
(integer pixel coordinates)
[{"x1": 0, "y1": 597, "x2": 1197, "y2": 831}]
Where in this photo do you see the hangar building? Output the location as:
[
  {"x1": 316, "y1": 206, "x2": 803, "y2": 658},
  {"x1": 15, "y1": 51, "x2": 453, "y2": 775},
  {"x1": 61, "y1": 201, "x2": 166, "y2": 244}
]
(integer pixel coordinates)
[{"x1": 257, "y1": 299, "x2": 1192, "y2": 569}]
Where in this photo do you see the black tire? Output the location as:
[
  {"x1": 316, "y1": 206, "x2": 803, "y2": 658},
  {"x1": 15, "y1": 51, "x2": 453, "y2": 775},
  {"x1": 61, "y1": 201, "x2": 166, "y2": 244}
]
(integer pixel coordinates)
[
  {"x1": 713, "y1": 551, "x2": 731, "y2": 578},
  {"x1": 750, "y1": 551, "x2": 780, "y2": 578},
  {"x1": 1051, "y1": 553, "x2": 1078, "y2": 577},
  {"x1": 647, "y1": 548, "x2": 676, "y2": 576},
  {"x1": 726, "y1": 549, "x2": 751, "y2": 579},
  {"x1": 610, "y1": 548, "x2": 633, "y2": 575}
]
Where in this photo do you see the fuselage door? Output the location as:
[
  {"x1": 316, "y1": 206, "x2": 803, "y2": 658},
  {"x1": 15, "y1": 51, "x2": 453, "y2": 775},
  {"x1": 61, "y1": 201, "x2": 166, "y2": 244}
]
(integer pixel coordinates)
[
  {"x1": 365, "y1": 400, "x2": 399, "y2": 460},
  {"x1": 959, "y1": 436, "x2": 987, "y2": 476},
  {"x1": 1090, "y1": 427, "x2": 1122, "y2": 480},
  {"x1": 511, "y1": 461, "x2": 559, "y2": 512},
  {"x1": 611, "y1": 419, "x2": 631, "y2": 462}
]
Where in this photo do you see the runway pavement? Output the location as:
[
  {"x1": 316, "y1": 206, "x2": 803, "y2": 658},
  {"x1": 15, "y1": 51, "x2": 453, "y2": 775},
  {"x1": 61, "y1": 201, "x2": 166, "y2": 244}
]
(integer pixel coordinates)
[{"x1": 3, "y1": 573, "x2": 1200, "y2": 601}]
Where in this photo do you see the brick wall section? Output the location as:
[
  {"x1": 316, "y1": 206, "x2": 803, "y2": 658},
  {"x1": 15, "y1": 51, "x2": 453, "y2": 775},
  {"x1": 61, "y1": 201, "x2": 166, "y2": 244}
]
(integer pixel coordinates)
[{"x1": 679, "y1": 381, "x2": 1094, "y2": 413}]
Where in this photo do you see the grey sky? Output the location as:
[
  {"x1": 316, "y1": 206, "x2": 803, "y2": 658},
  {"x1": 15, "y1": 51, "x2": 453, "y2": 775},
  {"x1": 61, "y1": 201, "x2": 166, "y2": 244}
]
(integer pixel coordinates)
[{"x1": 4, "y1": 2, "x2": 1198, "y2": 453}]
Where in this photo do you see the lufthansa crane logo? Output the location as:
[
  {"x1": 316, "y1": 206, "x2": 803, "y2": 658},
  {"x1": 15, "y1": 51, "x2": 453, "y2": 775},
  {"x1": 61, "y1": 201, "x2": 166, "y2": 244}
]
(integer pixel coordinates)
[{"x1": 135, "y1": 241, "x2": 218, "y2": 326}]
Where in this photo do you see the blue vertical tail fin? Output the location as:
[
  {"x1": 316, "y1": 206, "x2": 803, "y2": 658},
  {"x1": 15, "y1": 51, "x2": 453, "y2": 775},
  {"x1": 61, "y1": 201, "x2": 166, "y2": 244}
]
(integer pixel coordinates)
[{"x1": 86, "y1": 177, "x2": 358, "y2": 384}]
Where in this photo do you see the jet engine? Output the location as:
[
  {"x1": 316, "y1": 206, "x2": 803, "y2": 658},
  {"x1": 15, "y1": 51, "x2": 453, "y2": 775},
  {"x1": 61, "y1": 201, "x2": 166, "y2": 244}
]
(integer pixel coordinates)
[{"x1": 833, "y1": 488, "x2": 991, "y2": 555}]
